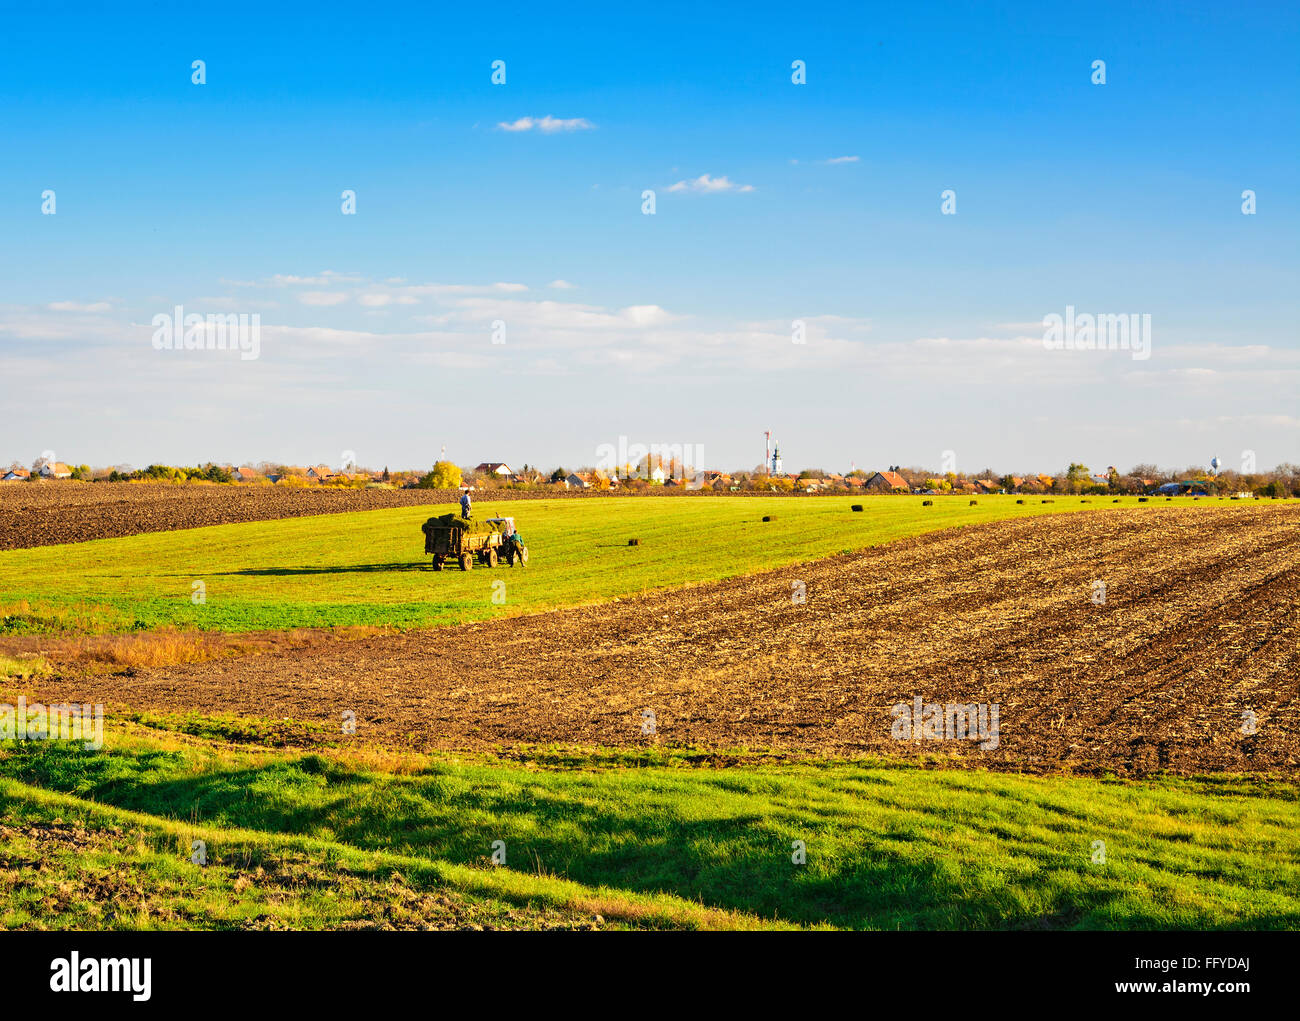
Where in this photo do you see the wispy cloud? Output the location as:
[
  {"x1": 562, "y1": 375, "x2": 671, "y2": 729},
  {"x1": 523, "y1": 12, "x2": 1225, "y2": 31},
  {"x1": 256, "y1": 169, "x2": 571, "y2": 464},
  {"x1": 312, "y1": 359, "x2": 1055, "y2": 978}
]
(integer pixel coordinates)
[
  {"x1": 358, "y1": 292, "x2": 417, "y2": 307},
  {"x1": 667, "y1": 174, "x2": 754, "y2": 194},
  {"x1": 224, "y1": 271, "x2": 363, "y2": 288},
  {"x1": 47, "y1": 301, "x2": 114, "y2": 312},
  {"x1": 497, "y1": 115, "x2": 594, "y2": 133},
  {"x1": 298, "y1": 292, "x2": 349, "y2": 307},
  {"x1": 401, "y1": 282, "x2": 528, "y2": 297},
  {"x1": 547, "y1": 280, "x2": 577, "y2": 290},
  {"x1": 822, "y1": 155, "x2": 860, "y2": 164}
]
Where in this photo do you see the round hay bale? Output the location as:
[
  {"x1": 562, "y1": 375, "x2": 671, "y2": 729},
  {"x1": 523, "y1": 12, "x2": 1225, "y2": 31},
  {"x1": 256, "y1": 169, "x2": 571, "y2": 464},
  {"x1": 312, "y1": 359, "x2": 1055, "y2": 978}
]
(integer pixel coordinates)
[
  {"x1": 969, "y1": 499, "x2": 977, "y2": 506},
  {"x1": 627, "y1": 538, "x2": 640, "y2": 546},
  {"x1": 850, "y1": 504, "x2": 863, "y2": 512},
  {"x1": 1042, "y1": 499, "x2": 1054, "y2": 504},
  {"x1": 1016, "y1": 498, "x2": 1024, "y2": 504},
  {"x1": 1139, "y1": 497, "x2": 1148, "y2": 502},
  {"x1": 762, "y1": 515, "x2": 776, "y2": 522},
  {"x1": 922, "y1": 500, "x2": 933, "y2": 507}
]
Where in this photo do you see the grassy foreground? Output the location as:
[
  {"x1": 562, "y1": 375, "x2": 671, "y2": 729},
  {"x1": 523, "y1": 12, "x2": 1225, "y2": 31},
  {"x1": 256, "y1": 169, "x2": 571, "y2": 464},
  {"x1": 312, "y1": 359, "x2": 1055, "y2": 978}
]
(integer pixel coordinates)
[
  {"x1": 2, "y1": 721, "x2": 1296, "y2": 930},
  {"x1": 0, "y1": 494, "x2": 1204, "y2": 633}
]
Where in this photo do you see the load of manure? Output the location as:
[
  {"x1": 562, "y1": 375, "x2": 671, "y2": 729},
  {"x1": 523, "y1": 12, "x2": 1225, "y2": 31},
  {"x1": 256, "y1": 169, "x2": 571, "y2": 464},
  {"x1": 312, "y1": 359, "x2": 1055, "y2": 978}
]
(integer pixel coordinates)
[{"x1": 421, "y1": 513, "x2": 504, "y2": 534}]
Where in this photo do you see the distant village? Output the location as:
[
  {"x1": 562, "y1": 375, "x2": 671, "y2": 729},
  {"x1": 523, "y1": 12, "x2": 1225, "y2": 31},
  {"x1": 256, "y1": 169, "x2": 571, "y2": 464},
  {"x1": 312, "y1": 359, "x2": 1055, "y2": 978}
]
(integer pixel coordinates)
[{"x1": 5, "y1": 456, "x2": 1297, "y2": 498}]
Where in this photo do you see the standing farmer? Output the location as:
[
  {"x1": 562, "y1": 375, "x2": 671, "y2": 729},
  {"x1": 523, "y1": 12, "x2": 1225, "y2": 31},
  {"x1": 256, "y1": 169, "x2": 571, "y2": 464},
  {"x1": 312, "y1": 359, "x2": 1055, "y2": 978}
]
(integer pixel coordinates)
[{"x1": 459, "y1": 487, "x2": 472, "y2": 519}]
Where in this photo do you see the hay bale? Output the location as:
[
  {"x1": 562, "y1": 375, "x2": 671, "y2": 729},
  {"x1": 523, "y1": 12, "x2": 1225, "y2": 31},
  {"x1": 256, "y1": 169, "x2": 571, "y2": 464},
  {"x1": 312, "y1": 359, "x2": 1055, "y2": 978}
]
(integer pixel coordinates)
[
  {"x1": 850, "y1": 504, "x2": 863, "y2": 512},
  {"x1": 1042, "y1": 499, "x2": 1053, "y2": 504},
  {"x1": 922, "y1": 500, "x2": 933, "y2": 507},
  {"x1": 1112, "y1": 498, "x2": 1120, "y2": 503},
  {"x1": 1016, "y1": 499, "x2": 1024, "y2": 504},
  {"x1": 628, "y1": 538, "x2": 640, "y2": 546},
  {"x1": 1139, "y1": 497, "x2": 1148, "y2": 502},
  {"x1": 762, "y1": 515, "x2": 776, "y2": 522},
  {"x1": 969, "y1": 499, "x2": 977, "y2": 506}
]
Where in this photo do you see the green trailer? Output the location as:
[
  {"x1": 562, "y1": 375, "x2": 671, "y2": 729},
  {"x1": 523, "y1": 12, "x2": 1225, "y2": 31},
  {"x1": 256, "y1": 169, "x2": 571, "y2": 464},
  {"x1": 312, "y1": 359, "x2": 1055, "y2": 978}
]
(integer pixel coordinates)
[{"x1": 421, "y1": 514, "x2": 528, "y2": 571}]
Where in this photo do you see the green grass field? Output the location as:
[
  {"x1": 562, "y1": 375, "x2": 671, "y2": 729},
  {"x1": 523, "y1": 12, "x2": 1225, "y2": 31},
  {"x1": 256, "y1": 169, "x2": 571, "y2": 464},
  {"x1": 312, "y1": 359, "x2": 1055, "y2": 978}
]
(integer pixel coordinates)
[
  {"x1": 1, "y1": 722, "x2": 1295, "y2": 930},
  {"x1": 1, "y1": 494, "x2": 1175, "y2": 633},
  {"x1": 3, "y1": 493, "x2": 1294, "y2": 930}
]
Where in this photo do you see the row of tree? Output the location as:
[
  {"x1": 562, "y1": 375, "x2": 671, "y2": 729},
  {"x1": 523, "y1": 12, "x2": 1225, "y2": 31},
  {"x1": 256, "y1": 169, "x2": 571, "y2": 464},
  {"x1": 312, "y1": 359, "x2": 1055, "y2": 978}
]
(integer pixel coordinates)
[{"x1": 13, "y1": 458, "x2": 1300, "y2": 498}]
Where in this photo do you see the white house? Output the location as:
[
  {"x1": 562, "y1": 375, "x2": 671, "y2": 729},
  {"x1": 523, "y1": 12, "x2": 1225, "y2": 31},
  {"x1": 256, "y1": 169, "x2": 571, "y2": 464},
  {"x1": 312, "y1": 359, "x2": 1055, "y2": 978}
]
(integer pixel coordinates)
[
  {"x1": 475, "y1": 462, "x2": 513, "y2": 477},
  {"x1": 2, "y1": 468, "x2": 31, "y2": 482},
  {"x1": 38, "y1": 462, "x2": 72, "y2": 479}
]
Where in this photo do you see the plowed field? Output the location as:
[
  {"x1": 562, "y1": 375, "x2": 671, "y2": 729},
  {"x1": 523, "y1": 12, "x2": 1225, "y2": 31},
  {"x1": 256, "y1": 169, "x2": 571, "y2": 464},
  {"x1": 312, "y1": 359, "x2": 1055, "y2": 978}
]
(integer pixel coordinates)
[
  {"x1": 0, "y1": 482, "x2": 615, "y2": 550},
  {"x1": 27, "y1": 505, "x2": 1300, "y2": 775}
]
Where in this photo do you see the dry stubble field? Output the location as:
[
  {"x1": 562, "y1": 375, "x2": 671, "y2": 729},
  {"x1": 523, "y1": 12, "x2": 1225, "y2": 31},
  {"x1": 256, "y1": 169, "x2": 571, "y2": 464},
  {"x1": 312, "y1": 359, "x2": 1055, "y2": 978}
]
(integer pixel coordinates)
[{"x1": 28, "y1": 504, "x2": 1299, "y2": 775}]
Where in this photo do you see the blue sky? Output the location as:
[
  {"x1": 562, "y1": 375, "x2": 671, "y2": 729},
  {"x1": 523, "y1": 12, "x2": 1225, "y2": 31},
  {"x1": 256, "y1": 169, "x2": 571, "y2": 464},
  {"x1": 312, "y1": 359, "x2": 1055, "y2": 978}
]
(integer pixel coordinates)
[{"x1": 1, "y1": 0, "x2": 1297, "y2": 474}]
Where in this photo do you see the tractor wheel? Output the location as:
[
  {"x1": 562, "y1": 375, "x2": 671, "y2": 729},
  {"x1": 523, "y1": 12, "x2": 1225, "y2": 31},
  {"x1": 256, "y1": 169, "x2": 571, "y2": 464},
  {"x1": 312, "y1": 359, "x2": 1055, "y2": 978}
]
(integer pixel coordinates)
[
  {"x1": 432, "y1": 556, "x2": 445, "y2": 572},
  {"x1": 485, "y1": 548, "x2": 498, "y2": 568},
  {"x1": 459, "y1": 553, "x2": 473, "y2": 571}
]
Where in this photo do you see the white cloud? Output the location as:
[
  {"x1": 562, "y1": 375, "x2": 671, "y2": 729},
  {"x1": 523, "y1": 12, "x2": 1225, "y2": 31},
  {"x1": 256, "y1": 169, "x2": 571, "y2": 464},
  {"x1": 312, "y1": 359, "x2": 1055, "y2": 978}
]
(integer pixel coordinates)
[
  {"x1": 401, "y1": 282, "x2": 527, "y2": 297},
  {"x1": 667, "y1": 174, "x2": 754, "y2": 194},
  {"x1": 357, "y1": 292, "x2": 420, "y2": 308},
  {"x1": 547, "y1": 280, "x2": 577, "y2": 290},
  {"x1": 497, "y1": 115, "x2": 595, "y2": 133},
  {"x1": 298, "y1": 292, "x2": 350, "y2": 307},
  {"x1": 450, "y1": 296, "x2": 678, "y2": 333},
  {"x1": 226, "y1": 272, "x2": 363, "y2": 288},
  {"x1": 1177, "y1": 414, "x2": 1300, "y2": 430},
  {"x1": 822, "y1": 156, "x2": 860, "y2": 164},
  {"x1": 47, "y1": 301, "x2": 113, "y2": 312}
]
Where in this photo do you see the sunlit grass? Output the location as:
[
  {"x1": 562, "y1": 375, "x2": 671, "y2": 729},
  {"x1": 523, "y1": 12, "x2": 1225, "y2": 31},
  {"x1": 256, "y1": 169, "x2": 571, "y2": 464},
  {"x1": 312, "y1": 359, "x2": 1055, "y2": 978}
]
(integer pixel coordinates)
[
  {"x1": 2, "y1": 723, "x2": 1294, "y2": 930},
  {"x1": 0, "y1": 495, "x2": 1221, "y2": 633}
]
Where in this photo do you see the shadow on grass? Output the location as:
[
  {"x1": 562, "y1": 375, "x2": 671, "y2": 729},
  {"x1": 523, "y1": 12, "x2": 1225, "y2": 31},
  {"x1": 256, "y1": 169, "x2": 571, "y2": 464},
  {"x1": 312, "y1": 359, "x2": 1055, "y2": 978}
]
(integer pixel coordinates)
[
  {"x1": 1, "y1": 742, "x2": 1290, "y2": 931},
  {"x1": 211, "y1": 562, "x2": 432, "y2": 577}
]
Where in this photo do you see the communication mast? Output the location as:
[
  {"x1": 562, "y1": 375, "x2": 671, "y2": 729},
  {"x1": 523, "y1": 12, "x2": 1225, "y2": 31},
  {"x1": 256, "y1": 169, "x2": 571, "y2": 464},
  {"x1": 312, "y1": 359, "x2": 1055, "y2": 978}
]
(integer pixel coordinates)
[{"x1": 763, "y1": 430, "x2": 783, "y2": 475}]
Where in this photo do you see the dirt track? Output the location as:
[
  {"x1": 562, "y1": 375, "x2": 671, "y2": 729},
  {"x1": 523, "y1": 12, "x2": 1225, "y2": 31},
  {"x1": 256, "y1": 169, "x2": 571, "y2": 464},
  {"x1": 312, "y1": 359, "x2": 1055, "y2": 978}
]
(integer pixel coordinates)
[{"x1": 27, "y1": 506, "x2": 1300, "y2": 775}]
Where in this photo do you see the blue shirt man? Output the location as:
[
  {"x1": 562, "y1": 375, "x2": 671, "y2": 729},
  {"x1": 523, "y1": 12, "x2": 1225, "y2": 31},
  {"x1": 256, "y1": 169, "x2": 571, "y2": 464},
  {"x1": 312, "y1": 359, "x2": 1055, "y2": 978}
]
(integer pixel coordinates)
[{"x1": 459, "y1": 489, "x2": 472, "y2": 519}]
